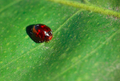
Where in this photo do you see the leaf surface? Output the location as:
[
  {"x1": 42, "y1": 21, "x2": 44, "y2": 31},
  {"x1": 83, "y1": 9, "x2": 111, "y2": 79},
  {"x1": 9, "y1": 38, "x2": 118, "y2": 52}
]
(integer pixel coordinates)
[{"x1": 0, "y1": 0, "x2": 120, "y2": 81}]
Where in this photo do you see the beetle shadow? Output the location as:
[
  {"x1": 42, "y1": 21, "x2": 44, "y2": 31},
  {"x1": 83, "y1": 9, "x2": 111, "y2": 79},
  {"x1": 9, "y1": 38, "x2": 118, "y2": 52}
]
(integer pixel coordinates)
[{"x1": 26, "y1": 24, "x2": 42, "y2": 43}]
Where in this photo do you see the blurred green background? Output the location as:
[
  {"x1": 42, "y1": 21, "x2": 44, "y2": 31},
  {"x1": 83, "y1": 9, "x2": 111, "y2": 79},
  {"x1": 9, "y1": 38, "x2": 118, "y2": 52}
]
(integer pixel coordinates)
[{"x1": 0, "y1": 0, "x2": 120, "y2": 81}]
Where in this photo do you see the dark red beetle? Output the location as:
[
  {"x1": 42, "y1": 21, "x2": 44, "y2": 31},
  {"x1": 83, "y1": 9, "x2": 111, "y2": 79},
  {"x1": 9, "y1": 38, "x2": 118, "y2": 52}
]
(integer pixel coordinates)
[{"x1": 32, "y1": 24, "x2": 53, "y2": 43}]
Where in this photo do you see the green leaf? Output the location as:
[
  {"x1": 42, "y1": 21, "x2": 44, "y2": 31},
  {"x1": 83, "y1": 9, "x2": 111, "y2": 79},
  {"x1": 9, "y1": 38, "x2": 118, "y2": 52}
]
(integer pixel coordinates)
[{"x1": 0, "y1": 0, "x2": 120, "y2": 81}]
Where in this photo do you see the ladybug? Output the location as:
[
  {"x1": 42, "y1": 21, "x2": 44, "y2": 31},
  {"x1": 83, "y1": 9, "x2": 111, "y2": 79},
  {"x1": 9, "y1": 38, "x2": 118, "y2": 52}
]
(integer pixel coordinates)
[{"x1": 32, "y1": 24, "x2": 53, "y2": 43}]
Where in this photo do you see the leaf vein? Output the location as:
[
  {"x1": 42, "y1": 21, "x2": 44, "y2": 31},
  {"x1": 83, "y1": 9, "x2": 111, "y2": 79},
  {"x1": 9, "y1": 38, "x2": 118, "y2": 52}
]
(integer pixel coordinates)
[
  {"x1": 51, "y1": 29, "x2": 120, "y2": 80},
  {"x1": 0, "y1": 10, "x2": 83, "y2": 70},
  {"x1": 0, "y1": 0, "x2": 21, "y2": 13}
]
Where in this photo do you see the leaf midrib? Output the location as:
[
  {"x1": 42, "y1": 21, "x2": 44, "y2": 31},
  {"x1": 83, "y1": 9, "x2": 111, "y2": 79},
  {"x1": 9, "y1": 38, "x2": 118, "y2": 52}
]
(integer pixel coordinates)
[{"x1": 49, "y1": 0, "x2": 120, "y2": 18}]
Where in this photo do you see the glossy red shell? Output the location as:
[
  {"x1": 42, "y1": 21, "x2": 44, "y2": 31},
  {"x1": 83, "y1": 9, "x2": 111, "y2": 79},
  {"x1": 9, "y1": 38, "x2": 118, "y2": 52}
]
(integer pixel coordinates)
[{"x1": 32, "y1": 24, "x2": 53, "y2": 42}]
